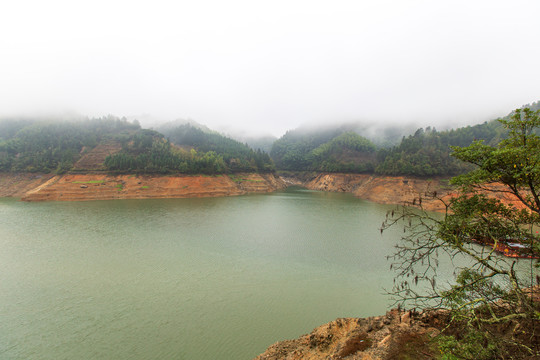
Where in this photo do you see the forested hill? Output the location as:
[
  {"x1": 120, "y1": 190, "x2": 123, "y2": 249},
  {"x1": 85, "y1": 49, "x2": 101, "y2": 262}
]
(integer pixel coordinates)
[
  {"x1": 0, "y1": 117, "x2": 275, "y2": 175},
  {"x1": 271, "y1": 101, "x2": 540, "y2": 176},
  {"x1": 158, "y1": 124, "x2": 274, "y2": 172},
  {"x1": 271, "y1": 128, "x2": 377, "y2": 173},
  {"x1": 374, "y1": 102, "x2": 540, "y2": 176},
  {"x1": 1, "y1": 101, "x2": 537, "y2": 177},
  {"x1": 373, "y1": 121, "x2": 502, "y2": 176},
  {"x1": 0, "y1": 116, "x2": 139, "y2": 173}
]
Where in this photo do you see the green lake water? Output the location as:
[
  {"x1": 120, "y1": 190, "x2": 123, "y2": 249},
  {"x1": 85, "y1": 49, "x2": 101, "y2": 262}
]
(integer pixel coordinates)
[{"x1": 0, "y1": 188, "x2": 450, "y2": 359}]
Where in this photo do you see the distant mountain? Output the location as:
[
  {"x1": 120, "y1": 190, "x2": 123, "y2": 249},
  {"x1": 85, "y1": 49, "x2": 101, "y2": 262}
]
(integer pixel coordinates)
[
  {"x1": 159, "y1": 124, "x2": 275, "y2": 173},
  {"x1": 270, "y1": 101, "x2": 539, "y2": 176},
  {"x1": 270, "y1": 126, "x2": 377, "y2": 173},
  {"x1": 232, "y1": 135, "x2": 277, "y2": 154},
  {"x1": 374, "y1": 121, "x2": 503, "y2": 176},
  {"x1": 0, "y1": 116, "x2": 139, "y2": 173},
  {"x1": 0, "y1": 117, "x2": 275, "y2": 175},
  {"x1": 1, "y1": 100, "x2": 537, "y2": 177},
  {"x1": 156, "y1": 118, "x2": 215, "y2": 134}
]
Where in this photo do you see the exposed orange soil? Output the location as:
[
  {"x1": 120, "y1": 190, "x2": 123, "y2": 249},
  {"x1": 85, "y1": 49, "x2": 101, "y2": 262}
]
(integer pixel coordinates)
[
  {"x1": 20, "y1": 173, "x2": 286, "y2": 202},
  {"x1": 0, "y1": 173, "x2": 57, "y2": 197},
  {"x1": 303, "y1": 173, "x2": 526, "y2": 212},
  {"x1": 255, "y1": 308, "x2": 445, "y2": 360},
  {"x1": 2, "y1": 171, "x2": 526, "y2": 209},
  {"x1": 256, "y1": 287, "x2": 540, "y2": 360}
]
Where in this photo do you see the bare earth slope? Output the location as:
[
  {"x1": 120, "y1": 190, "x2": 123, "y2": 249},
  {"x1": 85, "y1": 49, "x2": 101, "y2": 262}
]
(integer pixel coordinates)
[
  {"x1": 72, "y1": 141, "x2": 122, "y2": 171},
  {"x1": 20, "y1": 173, "x2": 286, "y2": 201},
  {"x1": 2, "y1": 172, "x2": 523, "y2": 209},
  {"x1": 301, "y1": 173, "x2": 525, "y2": 212},
  {"x1": 0, "y1": 173, "x2": 56, "y2": 197}
]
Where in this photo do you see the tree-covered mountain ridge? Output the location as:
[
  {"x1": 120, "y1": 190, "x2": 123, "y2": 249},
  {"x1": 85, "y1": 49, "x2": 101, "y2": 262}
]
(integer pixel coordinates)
[
  {"x1": 0, "y1": 100, "x2": 538, "y2": 176},
  {"x1": 271, "y1": 100, "x2": 540, "y2": 176},
  {"x1": 0, "y1": 117, "x2": 275, "y2": 175}
]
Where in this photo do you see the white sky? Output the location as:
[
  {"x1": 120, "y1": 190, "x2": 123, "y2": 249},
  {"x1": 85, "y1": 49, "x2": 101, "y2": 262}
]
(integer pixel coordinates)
[{"x1": 1, "y1": 0, "x2": 539, "y2": 136}]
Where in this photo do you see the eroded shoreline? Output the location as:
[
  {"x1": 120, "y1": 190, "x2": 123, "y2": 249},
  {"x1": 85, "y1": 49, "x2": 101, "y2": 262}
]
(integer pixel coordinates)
[
  {"x1": 0, "y1": 172, "x2": 523, "y2": 212},
  {"x1": 0, "y1": 172, "x2": 286, "y2": 201}
]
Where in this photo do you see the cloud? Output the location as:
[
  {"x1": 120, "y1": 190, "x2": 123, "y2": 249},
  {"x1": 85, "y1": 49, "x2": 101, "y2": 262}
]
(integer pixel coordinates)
[{"x1": 1, "y1": 0, "x2": 539, "y2": 136}]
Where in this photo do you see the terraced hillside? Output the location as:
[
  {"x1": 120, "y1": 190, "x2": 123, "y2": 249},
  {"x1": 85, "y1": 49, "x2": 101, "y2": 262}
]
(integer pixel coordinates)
[{"x1": 73, "y1": 141, "x2": 122, "y2": 171}]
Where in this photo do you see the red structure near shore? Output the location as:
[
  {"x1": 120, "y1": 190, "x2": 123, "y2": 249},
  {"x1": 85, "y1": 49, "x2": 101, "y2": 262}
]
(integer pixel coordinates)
[{"x1": 472, "y1": 237, "x2": 539, "y2": 259}]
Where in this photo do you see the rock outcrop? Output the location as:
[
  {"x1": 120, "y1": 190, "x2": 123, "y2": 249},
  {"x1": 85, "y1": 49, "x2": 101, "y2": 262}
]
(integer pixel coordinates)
[
  {"x1": 255, "y1": 309, "x2": 446, "y2": 360},
  {"x1": 296, "y1": 173, "x2": 524, "y2": 212},
  {"x1": 296, "y1": 173, "x2": 452, "y2": 211}
]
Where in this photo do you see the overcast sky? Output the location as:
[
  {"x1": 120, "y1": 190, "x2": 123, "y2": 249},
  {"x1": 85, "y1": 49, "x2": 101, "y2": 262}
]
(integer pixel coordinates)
[{"x1": 1, "y1": 0, "x2": 539, "y2": 136}]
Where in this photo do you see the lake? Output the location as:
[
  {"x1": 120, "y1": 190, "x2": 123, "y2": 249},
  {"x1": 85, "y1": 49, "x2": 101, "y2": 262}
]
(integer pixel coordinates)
[{"x1": 0, "y1": 188, "x2": 445, "y2": 359}]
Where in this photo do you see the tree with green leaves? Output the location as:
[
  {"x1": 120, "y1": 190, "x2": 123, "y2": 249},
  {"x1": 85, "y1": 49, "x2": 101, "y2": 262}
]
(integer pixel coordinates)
[{"x1": 381, "y1": 108, "x2": 540, "y2": 358}]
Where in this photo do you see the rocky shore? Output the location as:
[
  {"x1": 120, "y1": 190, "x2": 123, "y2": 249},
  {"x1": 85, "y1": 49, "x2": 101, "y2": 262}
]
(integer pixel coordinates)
[
  {"x1": 255, "y1": 308, "x2": 448, "y2": 360},
  {"x1": 289, "y1": 172, "x2": 525, "y2": 212},
  {"x1": 1, "y1": 172, "x2": 523, "y2": 211}
]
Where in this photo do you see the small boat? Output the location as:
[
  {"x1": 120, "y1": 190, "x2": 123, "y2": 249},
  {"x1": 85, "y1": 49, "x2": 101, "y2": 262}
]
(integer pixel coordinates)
[{"x1": 471, "y1": 237, "x2": 539, "y2": 259}]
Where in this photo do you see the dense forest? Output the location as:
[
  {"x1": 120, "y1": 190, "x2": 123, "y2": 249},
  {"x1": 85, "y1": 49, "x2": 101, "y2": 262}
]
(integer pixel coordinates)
[
  {"x1": 0, "y1": 101, "x2": 537, "y2": 176},
  {"x1": 160, "y1": 124, "x2": 274, "y2": 172},
  {"x1": 105, "y1": 124, "x2": 274, "y2": 174},
  {"x1": 0, "y1": 117, "x2": 274, "y2": 175},
  {"x1": 374, "y1": 121, "x2": 503, "y2": 176},
  {"x1": 269, "y1": 122, "x2": 499, "y2": 176},
  {"x1": 270, "y1": 129, "x2": 377, "y2": 173},
  {"x1": 0, "y1": 116, "x2": 139, "y2": 173},
  {"x1": 271, "y1": 101, "x2": 540, "y2": 176}
]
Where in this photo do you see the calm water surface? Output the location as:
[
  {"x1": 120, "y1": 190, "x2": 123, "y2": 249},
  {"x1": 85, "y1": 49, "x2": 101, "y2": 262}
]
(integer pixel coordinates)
[{"x1": 0, "y1": 188, "x2": 439, "y2": 359}]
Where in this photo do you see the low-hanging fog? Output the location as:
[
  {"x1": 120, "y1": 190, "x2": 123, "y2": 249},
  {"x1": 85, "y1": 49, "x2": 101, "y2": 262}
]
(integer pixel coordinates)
[{"x1": 1, "y1": 0, "x2": 539, "y2": 137}]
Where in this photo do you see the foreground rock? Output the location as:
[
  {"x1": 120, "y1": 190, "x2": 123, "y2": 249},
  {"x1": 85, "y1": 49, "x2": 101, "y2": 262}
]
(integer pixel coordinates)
[
  {"x1": 255, "y1": 309, "x2": 445, "y2": 360},
  {"x1": 19, "y1": 173, "x2": 286, "y2": 201}
]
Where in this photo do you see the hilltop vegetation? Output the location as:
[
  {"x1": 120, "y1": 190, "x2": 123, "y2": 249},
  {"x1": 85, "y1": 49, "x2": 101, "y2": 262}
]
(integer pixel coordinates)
[
  {"x1": 105, "y1": 124, "x2": 274, "y2": 174},
  {"x1": 160, "y1": 124, "x2": 274, "y2": 172},
  {"x1": 374, "y1": 121, "x2": 503, "y2": 176},
  {"x1": 0, "y1": 116, "x2": 139, "y2": 173},
  {"x1": 0, "y1": 117, "x2": 274, "y2": 175},
  {"x1": 270, "y1": 123, "x2": 496, "y2": 176},
  {"x1": 271, "y1": 129, "x2": 377, "y2": 173},
  {"x1": 1, "y1": 101, "x2": 538, "y2": 177},
  {"x1": 271, "y1": 101, "x2": 540, "y2": 177}
]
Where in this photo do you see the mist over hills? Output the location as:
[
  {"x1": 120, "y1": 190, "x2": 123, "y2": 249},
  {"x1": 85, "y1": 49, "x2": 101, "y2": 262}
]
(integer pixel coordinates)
[{"x1": 0, "y1": 101, "x2": 537, "y2": 177}]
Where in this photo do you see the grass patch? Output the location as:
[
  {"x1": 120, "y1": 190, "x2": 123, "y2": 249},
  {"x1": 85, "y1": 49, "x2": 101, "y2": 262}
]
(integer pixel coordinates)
[
  {"x1": 116, "y1": 183, "x2": 124, "y2": 191},
  {"x1": 141, "y1": 186, "x2": 149, "y2": 189},
  {"x1": 434, "y1": 331, "x2": 500, "y2": 360},
  {"x1": 72, "y1": 180, "x2": 104, "y2": 184}
]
